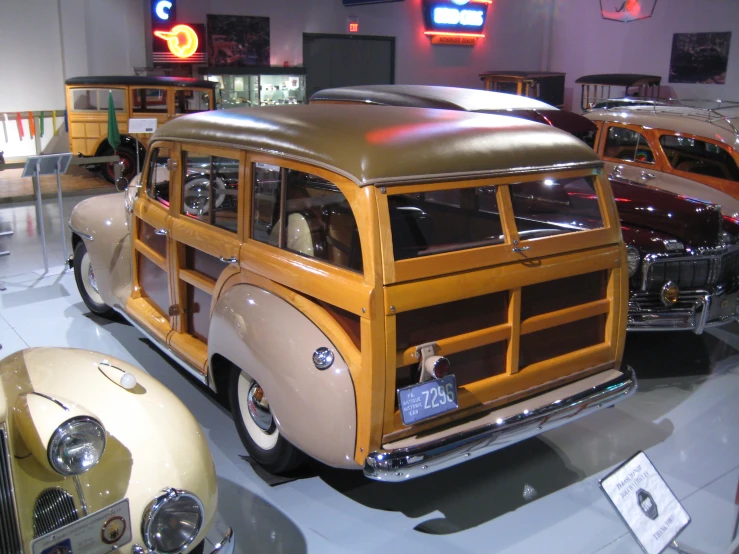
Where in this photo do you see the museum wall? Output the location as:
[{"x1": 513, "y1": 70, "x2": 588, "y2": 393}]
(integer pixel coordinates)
[{"x1": 546, "y1": 0, "x2": 739, "y2": 111}]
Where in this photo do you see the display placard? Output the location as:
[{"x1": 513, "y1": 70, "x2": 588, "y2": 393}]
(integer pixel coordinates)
[
  {"x1": 128, "y1": 119, "x2": 158, "y2": 134},
  {"x1": 31, "y1": 498, "x2": 131, "y2": 554},
  {"x1": 600, "y1": 452, "x2": 690, "y2": 554},
  {"x1": 21, "y1": 153, "x2": 73, "y2": 177}
]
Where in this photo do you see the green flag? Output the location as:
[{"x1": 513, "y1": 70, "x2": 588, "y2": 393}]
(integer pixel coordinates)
[{"x1": 107, "y1": 91, "x2": 121, "y2": 150}]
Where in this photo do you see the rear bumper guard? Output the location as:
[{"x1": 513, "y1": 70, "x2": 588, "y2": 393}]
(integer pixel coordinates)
[{"x1": 364, "y1": 365, "x2": 636, "y2": 482}]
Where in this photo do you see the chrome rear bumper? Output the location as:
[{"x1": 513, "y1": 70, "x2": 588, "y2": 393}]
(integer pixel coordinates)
[
  {"x1": 628, "y1": 288, "x2": 739, "y2": 334},
  {"x1": 364, "y1": 366, "x2": 636, "y2": 482}
]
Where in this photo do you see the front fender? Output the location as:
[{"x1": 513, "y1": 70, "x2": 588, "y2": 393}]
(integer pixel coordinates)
[
  {"x1": 70, "y1": 193, "x2": 132, "y2": 308},
  {"x1": 209, "y1": 285, "x2": 359, "y2": 470}
]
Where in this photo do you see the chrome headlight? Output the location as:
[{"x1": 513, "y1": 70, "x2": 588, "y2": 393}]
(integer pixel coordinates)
[
  {"x1": 48, "y1": 416, "x2": 106, "y2": 475},
  {"x1": 142, "y1": 489, "x2": 204, "y2": 553},
  {"x1": 626, "y1": 246, "x2": 641, "y2": 278}
]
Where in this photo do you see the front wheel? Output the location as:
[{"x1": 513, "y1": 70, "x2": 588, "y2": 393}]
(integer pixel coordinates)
[
  {"x1": 73, "y1": 241, "x2": 114, "y2": 318},
  {"x1": 228, "y1": 366, "x2": 305, "y2": 474}
]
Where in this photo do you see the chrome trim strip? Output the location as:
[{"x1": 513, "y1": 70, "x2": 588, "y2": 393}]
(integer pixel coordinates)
[
  {"x1": 113, "y1": 306, "x2": 208, "y2": 386},
  {"x1": 68, "y1": 223, "x2": 93, "y2": 242},
  {"x1": 210, "y1": 528, "x2": 235, "y2": 554},
  {"x1": 364, "y1": 366, "x2": 636, "y2": 481},
  {"x1": 29, "y1": 392, "x2": 69, "y2": 411}
]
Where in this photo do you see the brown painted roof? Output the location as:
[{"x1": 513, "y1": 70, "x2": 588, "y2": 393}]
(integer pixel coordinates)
[{"x1": 152, "y1": 104, "x2": 601, "y2": 186}]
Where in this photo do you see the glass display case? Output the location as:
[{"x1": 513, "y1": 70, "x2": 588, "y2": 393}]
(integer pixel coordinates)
[{"x1": 200, "y1": 67, "x2": 307, "y2": 109}]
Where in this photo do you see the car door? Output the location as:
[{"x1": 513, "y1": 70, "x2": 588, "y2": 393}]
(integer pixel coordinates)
[
  {"x1": 167, "y1": 145, "x2": 245, "y2": 373},
  {"x1": 127, "y1": 142, "x2": 176, "y2": 343},
  {"x1": 598, "y1": 123, "x2": 664, "y2": 185}
]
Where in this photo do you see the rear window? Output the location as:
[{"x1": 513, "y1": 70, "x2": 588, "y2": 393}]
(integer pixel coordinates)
[{"x1": 387, "y1": 176, "x2": 604, "y2": 260}]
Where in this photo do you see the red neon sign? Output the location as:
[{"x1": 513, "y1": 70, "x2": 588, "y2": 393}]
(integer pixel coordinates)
[{"x1": 154, "y1": 24, "x2": 199, "y2": 59}]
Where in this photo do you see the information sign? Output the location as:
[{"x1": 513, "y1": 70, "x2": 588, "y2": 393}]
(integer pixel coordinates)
[{"x1": 600, "y1": 451, "x2": 690, "y2": 554}]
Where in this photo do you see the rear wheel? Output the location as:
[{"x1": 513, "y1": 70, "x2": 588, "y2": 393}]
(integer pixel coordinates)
[
  {"x1": 228, "y1": 366, "x2": 305, "y2": 474},
  {"x1": 73, "y1": 241, "x2": 114, "y2": 318},
  {"x1": 100, "y1": 144, "x2": 140, "y2": 184}
]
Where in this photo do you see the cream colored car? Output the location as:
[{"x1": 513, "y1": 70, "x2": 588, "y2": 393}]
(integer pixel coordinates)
[
  {"x1": 70, "y1": 104, "x2": 635, "y2": 481},
  {"x1": 0, "y1": 347, "x2": 233, "y2": 554}
]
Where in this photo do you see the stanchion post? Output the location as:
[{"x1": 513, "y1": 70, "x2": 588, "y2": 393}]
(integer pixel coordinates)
[
  {"x1": 55, "y1": 157, "x2": 68, "y2": 262},
  {"x1": 32, "y1": 160, "x2": 49, "y2": 273}
]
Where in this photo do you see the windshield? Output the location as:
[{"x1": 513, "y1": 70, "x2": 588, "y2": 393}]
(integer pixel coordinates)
[{"x1": 387, "y1": 175, "x2": 604, "y2": 260}]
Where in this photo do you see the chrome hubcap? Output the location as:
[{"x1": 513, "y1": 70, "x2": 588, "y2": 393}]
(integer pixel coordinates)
[
  {"x1": 87, "y1": 262, "x2": 99, "y2": 293},
  {"x1": 246, "y1": 382, "x2": 273, "y2": 432}
]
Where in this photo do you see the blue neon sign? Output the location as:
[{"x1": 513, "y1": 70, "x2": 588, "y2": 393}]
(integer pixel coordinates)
[
  {"x1": 152, "y1": 0, "x2": 176, "y2": 26},
  {"x1": 423, "y1": 0, "x2": 487, "y2": 34}
]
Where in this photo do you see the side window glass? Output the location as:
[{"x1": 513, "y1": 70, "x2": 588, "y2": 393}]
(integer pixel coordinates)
[
  {"x1": 71, "y1": 88, "x2": 124, "y2": 111},
  {"x1": 252, "y1": 163, "x2": 282, "y2": 247},
  {"x1": 604, "y1": 126, "x2": 654, "y2": 164},
  {"x1": 660, "y1": 135, "x2": 739, "y2": 182},
  {"x1": 251, "y1": 163, "x2": 363, "y2": 272},
  {"x1": 182, "y1": 152, "x2": 239, "y2": 232},
  {"x1": 146, "y1": 147, "x2": 171, "y2": 206},
  {"x1": 175, "y1": 90, "x2": 211, "y2": 114},
  {"x1": 132, "y1": 88, "x2": 168, "y2": 113}
]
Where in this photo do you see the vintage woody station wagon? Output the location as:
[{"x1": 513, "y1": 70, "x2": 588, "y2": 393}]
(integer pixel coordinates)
[{"x1": 70, "y1": 105, "x2": 636, "y2": 480}]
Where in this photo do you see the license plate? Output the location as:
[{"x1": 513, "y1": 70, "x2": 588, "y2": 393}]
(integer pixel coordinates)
[
  {"x1": 398, "y1": 374, "x2": 458, "y2": 425},
  {"x1": 32, "y1": 498, "x2": 132, "y2": 554}
]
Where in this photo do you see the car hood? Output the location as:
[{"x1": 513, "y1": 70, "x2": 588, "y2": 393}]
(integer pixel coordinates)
[
  {"x1": 0, "y1": 348, "x2": 217, "y2": 549},
  {"x1": 610, "y1": 178, "x2": 723, "y2": 248}
]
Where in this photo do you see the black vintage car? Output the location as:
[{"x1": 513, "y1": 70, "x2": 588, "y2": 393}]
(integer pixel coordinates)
[{"x1": 311, "y1": 85, "x2": 739, "y2": 333}]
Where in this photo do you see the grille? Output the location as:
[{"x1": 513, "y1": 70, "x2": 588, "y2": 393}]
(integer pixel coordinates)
[
  {"x1": 644, "y1": 248, "x2": 739, "y2": 292},
  {"x1": 0, "y1": 427, "x2": 23, "y2": 553},
  {"x1": 33, "y1": 487, "x2": 79, "y2": 538}
]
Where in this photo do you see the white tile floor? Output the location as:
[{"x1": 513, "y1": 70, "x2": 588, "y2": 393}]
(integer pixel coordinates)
[{"x1": 1, "y1": 194, "x2": 738, "y2": 554}]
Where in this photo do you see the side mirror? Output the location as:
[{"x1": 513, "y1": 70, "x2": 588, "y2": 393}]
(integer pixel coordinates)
[{"x1": 115, "y1": 176, "x2": 129, "y2": 191}]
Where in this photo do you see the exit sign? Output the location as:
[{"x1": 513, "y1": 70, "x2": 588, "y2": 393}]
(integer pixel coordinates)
[{"x1": 348, "y1": 16, "x2": 359, "y2": 33}]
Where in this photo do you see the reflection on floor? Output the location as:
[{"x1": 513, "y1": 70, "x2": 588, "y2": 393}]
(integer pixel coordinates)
[{"x1": 1, "y1": 195, "x2": 738, "y2": 553}]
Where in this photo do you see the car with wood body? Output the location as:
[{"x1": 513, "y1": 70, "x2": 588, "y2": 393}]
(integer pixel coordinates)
[
  {"x1": 311, "y1": 85, "x2": 739, "y2": 333},
  {"x1": 0, "y1": 347, "x2": 233, "y2": 554},
  {"x1": 65, "y1": 76, "x2": 217, "y2": 182},
  {"x1": 584, "y1": 103, "x2": 739, "y2": 218},
  {"x1": 69, "y1": 103, "x2": 636, "y2": 481}
]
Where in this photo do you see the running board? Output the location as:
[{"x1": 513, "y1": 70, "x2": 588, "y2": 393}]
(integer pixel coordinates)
[{"x1": 113, "y1": 305, "x2": 211, "y2": 389}]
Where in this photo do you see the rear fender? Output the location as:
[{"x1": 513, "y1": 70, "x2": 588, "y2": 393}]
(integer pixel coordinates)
[{"x1": 209, "y1": 284, "x2": 359, "y2": 469}]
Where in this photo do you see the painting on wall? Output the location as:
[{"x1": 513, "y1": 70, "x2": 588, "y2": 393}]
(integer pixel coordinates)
[
  {"x1": 669, "y1": 32, "x2": 731, "y2": 84},
  {"x1": 600, "y1": 0, "x2": 657, "y2": 23},
  {"x1": 207, "y1": 14, "x2": 270, "y2": 67}
]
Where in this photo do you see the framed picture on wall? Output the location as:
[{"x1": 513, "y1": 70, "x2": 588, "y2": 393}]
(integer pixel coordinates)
[
  {"x1": 669, "y1": 32, "x2": 731, "y2": 84},
  {"x1": 207, "y1": 14, "x2": 270, "y2": 67}
]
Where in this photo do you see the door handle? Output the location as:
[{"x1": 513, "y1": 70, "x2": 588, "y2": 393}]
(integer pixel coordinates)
[
  {"x1": 512, "y1": 246, "x2": 531, "y2": 253},
  {"x1": 641, "y1": 171, "x2": 656, "y2": 181},
  {"x1": 154, "y1": 228, "x2": 168, "y2": 236},
  {"x1": 219, "y1": 256, "x2": 238, "y2": 264},
  {"x1": 609, "y1": 165, "x2": 623, "y2": 179}
]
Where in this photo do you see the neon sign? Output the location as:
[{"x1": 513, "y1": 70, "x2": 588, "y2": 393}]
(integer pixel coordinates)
[
  {"x1": 152, "y1": 0, "x2": 176, "y2": 25},
  {"x1": 154, "y1": 24, "x2": 199, "y2": 59},
  {"x1": 423, "y1": 0, "x2": 489, "y2": 39},
  {"x1": 433, "y1": 7, "x2": 484, "y2": 26},
  {"x1": 155, "y1": 0, "x2": 173, "y2": 20}
]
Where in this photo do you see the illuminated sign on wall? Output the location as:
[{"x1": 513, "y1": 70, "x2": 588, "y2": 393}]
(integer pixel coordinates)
[
  {"x1": 153, "y1": 23, "x2": 206, "y2": 63},
  {"x1": 423, "y1": 0, "x2": 490, "y2": 42},
  {"x1": 152, "y1": 0, "x2": 176, "y2": 28}
]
